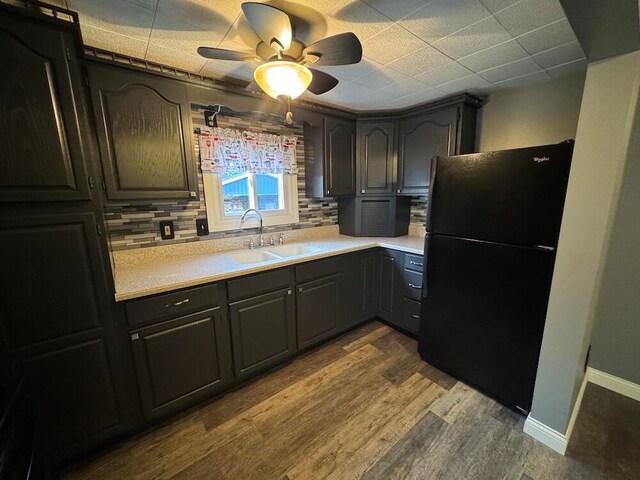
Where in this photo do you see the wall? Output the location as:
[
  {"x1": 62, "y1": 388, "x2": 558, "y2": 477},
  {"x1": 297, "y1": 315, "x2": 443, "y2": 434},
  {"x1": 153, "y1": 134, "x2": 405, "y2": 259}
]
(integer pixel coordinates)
[
  {"x1": 105, "y1": 106, "x2": 338, "y2": 251},
  {"x1": 589, "y1": 84, "x2": 640, "y2": 385},
  {"x1": 475, "y1": 72, "x2": 585, "y2": 152},
  {"x1": 529, "y1": 51, "x2": 640, "y2": 434}
]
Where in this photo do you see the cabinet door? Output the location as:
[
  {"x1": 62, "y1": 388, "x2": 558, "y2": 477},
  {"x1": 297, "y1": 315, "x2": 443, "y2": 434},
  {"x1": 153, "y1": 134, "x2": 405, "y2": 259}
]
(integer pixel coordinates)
[
  {"x1": 378, "y1": 250, "x2": 403, "y2": 323},
  {"x1": 358, "y1": 120, "x2": 395, "y2": 195},
  {"x1": 229, "y1": 288, "x2": 296, "y2": 379},
  {"x1": 359, "y1": 250, "x2": 379, "y2": 321},
  {"x1": 0, "y1": 15, "x2": 90, "y2": 202},
  {"x1": 296, "y1": 274, "x2": 340, "y2": 349},
  {"x1": 87, "y1": 63, "x2": 197, "y2": 200},
  {"x1": 131, "y1": 308, "x2": 232, "y2": 420},
  {"x1": 325, "y1": 116, "x2": 355, "y2": 196},
  {"x1": 397, "y1": 107, "x2": 458, "y2": 195},
  {"x1": 0, "y1": 212, "x2": 129, "y2": 461}
]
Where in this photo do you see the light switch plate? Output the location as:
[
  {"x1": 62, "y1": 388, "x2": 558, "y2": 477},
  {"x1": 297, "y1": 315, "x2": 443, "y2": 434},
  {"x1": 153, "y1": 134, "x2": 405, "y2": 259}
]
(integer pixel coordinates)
[
  {"x1": 196, "y1": 218, "x2": 209, "y2": 236},
  {"x1": 159, "y1": 220, "x2": 175, "y2": 240}
]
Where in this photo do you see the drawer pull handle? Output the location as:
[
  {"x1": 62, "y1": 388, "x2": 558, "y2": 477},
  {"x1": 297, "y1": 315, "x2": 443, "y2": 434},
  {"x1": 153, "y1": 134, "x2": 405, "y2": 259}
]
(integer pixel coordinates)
[
  {"x1": 409, "y1": 261, "x2": 423, "y2": 267},
  {"x1": 166, "y1": 298, "x2": 190, "y2": 308},
  {"x1": 408, "y1": 283, "x2": 421, "y2": 289},
  {"x1": 411, "y1": 314, "x2": 420, "y2": 319}
]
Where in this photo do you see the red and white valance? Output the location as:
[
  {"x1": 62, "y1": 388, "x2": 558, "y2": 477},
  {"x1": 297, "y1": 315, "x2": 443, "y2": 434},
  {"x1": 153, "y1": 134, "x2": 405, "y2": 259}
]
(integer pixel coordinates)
[{"x1": 198, "y1": 126, "x2": 298, "y2": 175}]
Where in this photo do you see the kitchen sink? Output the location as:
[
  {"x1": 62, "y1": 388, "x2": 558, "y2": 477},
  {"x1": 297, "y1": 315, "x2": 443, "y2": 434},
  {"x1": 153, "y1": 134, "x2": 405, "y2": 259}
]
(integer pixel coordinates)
[
  {"x1": 226, "y1": 243, "x2": 322, "y2": 264},
  {"x1": 226, "y1": 250, "x2": 282, "y2": 264},
  {"x1": 265, "y1": 244, "x2": 321, "y2": 258}
]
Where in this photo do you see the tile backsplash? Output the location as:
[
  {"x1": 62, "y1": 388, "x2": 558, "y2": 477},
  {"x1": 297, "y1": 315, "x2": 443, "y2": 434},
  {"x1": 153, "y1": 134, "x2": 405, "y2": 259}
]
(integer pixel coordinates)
[{"x1": 104, "y1": 106, "x2": 427, "y2": 252}]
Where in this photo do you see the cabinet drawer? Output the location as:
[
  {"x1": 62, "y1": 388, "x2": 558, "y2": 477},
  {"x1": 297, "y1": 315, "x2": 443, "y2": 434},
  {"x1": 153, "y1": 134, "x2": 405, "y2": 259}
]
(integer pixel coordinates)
[
  {"x1": 402, "y1": 298, "x2": 421, "y2": 334},
  {"x1": 404, "y1": 254, "x2": 424, "y2": 272},
  {"x1": 295, "y1": 256, "x2": 341, "y2": 283},
  {"x1": 403, "y1": 269, "x2": 423, "y2": 301},
  {"x1": 227, "y1": 268, "x2": 293, "y2": 301},
  {"x1": 126, "y1": 284, "x2": 220, "y2": 328}
]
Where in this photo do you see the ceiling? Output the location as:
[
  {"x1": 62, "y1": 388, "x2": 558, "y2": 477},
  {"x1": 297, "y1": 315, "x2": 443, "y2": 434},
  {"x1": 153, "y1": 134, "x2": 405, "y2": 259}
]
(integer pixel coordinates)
[{"x1": 56, "y1": 0, "x2": 587, "y2": 111}]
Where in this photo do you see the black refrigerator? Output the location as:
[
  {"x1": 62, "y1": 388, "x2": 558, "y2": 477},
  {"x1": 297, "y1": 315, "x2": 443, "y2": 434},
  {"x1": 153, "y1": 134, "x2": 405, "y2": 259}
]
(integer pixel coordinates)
[{"x1": 418, "y1": 140, "x2": 574, "y2": 414}]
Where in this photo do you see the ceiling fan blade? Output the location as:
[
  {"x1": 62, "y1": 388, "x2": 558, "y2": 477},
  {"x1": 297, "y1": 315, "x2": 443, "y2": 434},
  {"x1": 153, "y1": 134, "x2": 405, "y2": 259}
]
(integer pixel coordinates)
[
  {"x1": 197, "y1": 47, "x2": 257, "y2": 61},
  {"x1": 303, "y1": 32, "x2": 362, "y2": 66},
  {"x1": 241, "y1": 2, "x2": 292, "y2": 51},
  {"x1": 245, "y1": 80, "x2": 262, "y2": 92},
  {"x1": 307, "y1": 68, "x2": 339, "y2": 95}
]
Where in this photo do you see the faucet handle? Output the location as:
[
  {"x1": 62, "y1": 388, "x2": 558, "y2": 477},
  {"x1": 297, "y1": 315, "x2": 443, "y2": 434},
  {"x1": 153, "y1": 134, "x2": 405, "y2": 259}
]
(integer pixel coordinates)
[
  {"x1": 248, "y1": 237, "x2": 255, "y2": 249},
  {"x1": 269, "y1": 235, "x2": 275, "y2": 246},
  {"x1": 278, "y1": 232, "x2": 284, "y2": 245}
]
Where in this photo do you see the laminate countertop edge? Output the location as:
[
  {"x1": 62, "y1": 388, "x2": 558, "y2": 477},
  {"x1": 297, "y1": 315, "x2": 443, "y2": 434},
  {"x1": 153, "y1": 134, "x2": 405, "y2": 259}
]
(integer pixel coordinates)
[{"x1": 113, "y1": 235, "x2": 425, "y2": 302}]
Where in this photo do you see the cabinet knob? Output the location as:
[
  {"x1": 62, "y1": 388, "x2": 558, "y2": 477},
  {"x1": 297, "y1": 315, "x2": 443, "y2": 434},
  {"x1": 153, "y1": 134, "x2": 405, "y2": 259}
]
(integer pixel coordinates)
[
  {"x1": 166, "y1": 298, "x2": 190, "y2": 307},
  {"x1": 408, "y1": 283, "x2": 421, "y2": 289},
  {"x1": 131, "y1": 333, "x2": 140, "y2": 341},
  {"x1": 189, "y1": 191, "x2": 197, "y2": 198},
  {"x1": 411, "y1": 314, "x2": 420, "y2": 319},
  {"x1": 287, "y1": 289, "x2": 292, "y2": 295},
  {"x1": 397, "y1": 189, "x2": 401, "y2": 193},
  {"x1": 361, "y1": 189, "x2": 365, "y2": 194}
]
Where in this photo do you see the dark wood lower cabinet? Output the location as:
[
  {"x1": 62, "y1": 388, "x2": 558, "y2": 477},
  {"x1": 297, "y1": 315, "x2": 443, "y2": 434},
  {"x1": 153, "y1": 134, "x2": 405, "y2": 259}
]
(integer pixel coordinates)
[
  {"x1": 130, "y1": 307, "x2": 232, "y2": 420},
  {"x1": 296, "y1": 274, "x2": 340, "y2": 349},
  {"x1": 229, "y1": 288, "x2": 296, "y2": 379},
  {"x1": 378, "y1": 250, "x2": 403, "y2": 320}
]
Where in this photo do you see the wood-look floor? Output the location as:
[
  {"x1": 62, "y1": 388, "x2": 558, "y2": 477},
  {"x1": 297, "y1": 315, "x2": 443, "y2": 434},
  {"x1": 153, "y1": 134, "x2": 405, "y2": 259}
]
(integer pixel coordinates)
[{"x1": 63, "y1": 322, "x2": 639, "y2": 480}]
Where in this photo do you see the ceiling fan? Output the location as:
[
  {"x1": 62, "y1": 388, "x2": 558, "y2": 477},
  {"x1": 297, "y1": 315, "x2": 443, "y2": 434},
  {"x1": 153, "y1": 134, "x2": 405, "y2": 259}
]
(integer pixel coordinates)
[{"x1": 197, "y1": 2, "x2": 363, "y2": 123}]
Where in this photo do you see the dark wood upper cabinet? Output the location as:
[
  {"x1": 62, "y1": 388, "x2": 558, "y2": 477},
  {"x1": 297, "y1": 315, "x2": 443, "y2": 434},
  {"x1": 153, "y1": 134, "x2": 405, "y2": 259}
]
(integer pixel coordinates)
[
  {"x1": 397, "y1": 107, "x2": 458, "y2": 195},
  {"x1": 357, "y1": 120, "x2": 395, "y2": 195},
  {"x1": 305, "y1": 115, "x2": 356, "y2": 198},
  {"x1": 0, "y1": 15, "x2": 91, "y2": 202},
  {"x1": 87, "y1": 63, "x2": 197, "y2": 200},
  {"x1": 325, "y1": 116, "x2": 356, "y2": 196}
]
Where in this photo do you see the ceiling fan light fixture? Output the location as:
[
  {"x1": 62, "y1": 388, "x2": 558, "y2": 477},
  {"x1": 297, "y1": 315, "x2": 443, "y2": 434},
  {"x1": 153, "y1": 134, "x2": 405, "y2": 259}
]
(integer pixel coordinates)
[{"x1": 253, "y1": 61, "x2": 312, "y2": 100}]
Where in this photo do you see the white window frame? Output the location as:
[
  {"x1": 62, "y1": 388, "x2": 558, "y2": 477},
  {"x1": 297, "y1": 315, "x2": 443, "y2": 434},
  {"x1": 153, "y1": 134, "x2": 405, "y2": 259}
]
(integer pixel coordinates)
[{"x1": 203, "y1": 172, "x2": 299, "y2": 232}]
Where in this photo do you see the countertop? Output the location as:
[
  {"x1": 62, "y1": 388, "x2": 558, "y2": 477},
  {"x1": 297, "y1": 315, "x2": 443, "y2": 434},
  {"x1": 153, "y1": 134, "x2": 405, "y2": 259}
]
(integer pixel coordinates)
[{"x1": 113, "y1": 235, "x2": 425, "y2": 302}]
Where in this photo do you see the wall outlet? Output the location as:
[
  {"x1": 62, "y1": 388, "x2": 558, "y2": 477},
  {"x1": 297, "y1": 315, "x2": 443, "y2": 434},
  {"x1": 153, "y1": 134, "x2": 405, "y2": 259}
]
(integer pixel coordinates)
[
  {"x1": 196, "y1": 218, "x2": 209, "y2": 236},
  {"x1": 159, "y1": 220, "x2": 175, "y2": 240}
]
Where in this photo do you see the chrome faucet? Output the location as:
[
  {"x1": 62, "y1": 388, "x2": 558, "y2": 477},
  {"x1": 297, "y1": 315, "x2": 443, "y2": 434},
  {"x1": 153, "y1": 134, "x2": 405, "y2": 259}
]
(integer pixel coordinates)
[{"x1": 240, "y1": 209, "x2": 264, "y2": 248}]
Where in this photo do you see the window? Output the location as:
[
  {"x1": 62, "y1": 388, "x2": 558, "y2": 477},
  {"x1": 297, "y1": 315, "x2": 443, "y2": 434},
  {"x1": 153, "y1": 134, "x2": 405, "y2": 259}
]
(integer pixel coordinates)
[{"x1": 203, "y1": 171, "x2": 299, "y2": 232}]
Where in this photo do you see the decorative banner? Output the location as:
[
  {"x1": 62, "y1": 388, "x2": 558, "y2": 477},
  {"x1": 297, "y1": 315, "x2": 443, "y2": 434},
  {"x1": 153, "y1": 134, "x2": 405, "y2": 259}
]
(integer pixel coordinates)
[{"x1": 198, "y1": 126, "x2": 298, "y2": 175}]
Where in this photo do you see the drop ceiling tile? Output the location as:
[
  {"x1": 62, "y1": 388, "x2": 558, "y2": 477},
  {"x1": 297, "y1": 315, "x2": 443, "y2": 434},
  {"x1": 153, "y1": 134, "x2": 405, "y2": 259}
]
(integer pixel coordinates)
[
  {"x1": 546, "y1": 58, "x2": 587, "y2": 79},
  {"x1": 415, "y1": 61, "x2": 473, "y2": 87},
  {"x1": 125, "y1": 0, "x2": 157, "y2": 10},
  {"x1": 363, "y1": 24, "x2": 428, "y2": 65},
  {"x1": 495, "y1": 0, "x2": 567, "y2": 37},
  {"x1": 149, "y1": 13, "x2": 230, "y2": 57},
  {"x1": 433, "y1": 15, "x2": 512, "y2": 59},
  {"x1": 67, "y1": 0, "x2": 154, "y2": 40},
  {"x1": 145, "y1": 43, "x2": 207, "y2": 72},
  {"x1": 351, "y1": 64, "x2": 407, "y2": 90},
  {"x1": 156, "y1": 0, "x2": 240, "y2": 30},
  {"x1": 493, "y1": 70, "x2": 551, "y2": 89},
  {"x1": 362, "y1": 0, "x2": 436, "y2": 21},
  {"x1": 387, "y1": 45, "x2": 451, "y2": 77},
  {"x1": 80, "y1": 24, "x2": 148, "y2": 57},
  {"x1": 327, "y1": 1, "x2": 391, "y2": 43},
  {"x1": 532, "y1": 40, "x2": 584, "y2": 69},
  {"x1": 437, "y1": 73, "x2": 491, "y2": 94},
  {"x1": 318, "y1": 58, "x2": 382, "y2": 82},
  {"x1": 479, "y1": 56, "x2": 542, "y2": 83},
  {"x1": 478, "y1": 0, "x2": 522, "y2": 14},
  {"x1": 400, "y1": 0, "x2": 492, "y2": 44},
  {"x1": 516, "y1": 19, "x2": 577, "y2": 55},
  {"x1": 458, "y1": 40, "x2": 529, "y2": 72}
]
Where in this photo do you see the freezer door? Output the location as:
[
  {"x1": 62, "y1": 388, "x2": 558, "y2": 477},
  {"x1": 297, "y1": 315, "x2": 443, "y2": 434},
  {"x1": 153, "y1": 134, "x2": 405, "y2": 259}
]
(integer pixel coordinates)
[
  {"x1": 427, "y1": 141, "x2": 573, "y2": 247},
  {"x1": 419, "y1": 234, "x2": 555, "y2": 412}
]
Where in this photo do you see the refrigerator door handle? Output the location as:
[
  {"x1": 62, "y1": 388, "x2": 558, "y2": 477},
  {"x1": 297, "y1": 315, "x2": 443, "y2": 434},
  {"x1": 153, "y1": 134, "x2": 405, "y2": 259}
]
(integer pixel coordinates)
[{"x1": 422, "y1": 235, "x2": 429, "y2": 299}]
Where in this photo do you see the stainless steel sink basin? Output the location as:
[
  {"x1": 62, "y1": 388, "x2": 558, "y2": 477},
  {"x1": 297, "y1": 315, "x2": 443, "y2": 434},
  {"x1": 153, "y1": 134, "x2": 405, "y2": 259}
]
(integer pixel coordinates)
[
  {"x1": 226, "y1": 250, "x2": 282, "y2": 265},
  {"x1": 226, "y1": 243, "x2": 321, "y2": 264},
  {"x1": 265, "y1": 244, "x2": 321, "y2": 258}
]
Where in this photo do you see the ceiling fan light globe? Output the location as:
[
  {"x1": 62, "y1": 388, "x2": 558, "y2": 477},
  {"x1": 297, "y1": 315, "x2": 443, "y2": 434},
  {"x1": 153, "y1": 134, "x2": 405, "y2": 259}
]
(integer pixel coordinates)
[{"x1": 254, "y1": 61, "x2": 312, "y2": 100}]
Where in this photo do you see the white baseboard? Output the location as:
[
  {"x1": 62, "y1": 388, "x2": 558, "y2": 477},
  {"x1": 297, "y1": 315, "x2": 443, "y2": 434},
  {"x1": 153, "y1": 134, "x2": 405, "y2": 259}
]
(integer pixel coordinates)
[
  {"x1": 588, "y1": 367, "x2": 640, "y2": 402},
  {"x1": 524, "y1": 368, "x2": 640, "y2": 455},
  {"x1": 523, "y1": 416, "x2": 567, "y2": 455}
]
